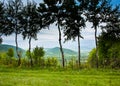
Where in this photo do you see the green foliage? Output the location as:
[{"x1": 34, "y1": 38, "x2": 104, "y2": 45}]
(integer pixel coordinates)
[
  {"x1": 68, "y1": 57, "x2": 76, "y2": 69},
  {"x1": 32, "y1": 46, "x2": 45, "y2": 66},
  {"x1": 88, "y1": 32, "x2": 120, "y2": 68},
  {"x1": 6, "y1": 48, "x2": 14, "y2": 58},
  {"x1": 1, "y1": 52, "x2": 8, "y2": 65},
  {"x1": 97, "y1": 31, "x2": 120, "y2": 68},
  {"x1": 0, "y1": 44, "x2": 25, "y2": 57},
  {"x1": 46, "y1": 57, "x2": 58, "y2": 67},
  {"x1": 33, "y1": 46, "x2": 45, "y2": 58},
  {"x1": 20, "y1": 58, "x2": 29, "y2": 67},
  {"x1": 26, "y1": 50, "x2": 32, "y2": 59},
  {"x1": 87, "y1": 48, "x2": 97, "y2": 68},
  {"x1": 0, "y1": 0, "x2": 119, "y2": 69},
  {"x1": 0, "y1": 52, "x2": 17, "y2": 66}
]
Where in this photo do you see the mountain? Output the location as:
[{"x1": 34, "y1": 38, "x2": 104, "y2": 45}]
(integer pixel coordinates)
[
  {"x1": 0, "y1": 44, "x2": 25, "y2": 57},
  {"x1": 45, "y1": 47, "x2": 89, "y2": 59},
  {"x1": 45, "y1": 47, "x2": 77, "y2": 56}
]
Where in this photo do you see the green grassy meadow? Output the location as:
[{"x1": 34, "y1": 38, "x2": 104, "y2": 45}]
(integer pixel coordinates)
[{"x1": 0, "y1": 67, "x2": 120, "y2": 86}]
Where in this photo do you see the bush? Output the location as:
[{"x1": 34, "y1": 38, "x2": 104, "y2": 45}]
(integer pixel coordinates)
[
  {"x1": 87, "y1": 48, "x2": 97, "y2": 68},
  {"x1": 46, "y1": 57, "x2": 58, "y2": 68},
  {"x1": 68, "y1": 57, "x2": 76, "y2": 69}
]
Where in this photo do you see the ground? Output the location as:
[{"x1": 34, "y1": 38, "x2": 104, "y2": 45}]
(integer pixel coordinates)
[{"x1": 0, "y1": 67, "x2": 120, "y2": 86}]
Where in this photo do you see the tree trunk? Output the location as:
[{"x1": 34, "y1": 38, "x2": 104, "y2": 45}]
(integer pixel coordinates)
[
  {"x1": 78, "y1": 34, "x2": 81, "y2": 68},
  {"x1": 95, "y1": 26, "x2": 99, "y2": 68},
  {"x1": 58, "y1": 24, "x2": 65, "y2": 68},
  {"x1": 29, "y1": 37, "x2": 33, "y2": 67},
  {"x1": 15, "y1": 32, "x2": 21, "y2": 66}
]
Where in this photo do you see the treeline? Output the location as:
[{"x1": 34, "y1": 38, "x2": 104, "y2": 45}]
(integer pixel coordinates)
[
  {"x1": 88, "y1": 32, "x2": 120, "y2": 69},
  {"x1": 0, "y1": 0, "x2": 120, "y2": 68},
  {"x1": 0, "y1": 46, "x2": 58, "y2": 68},
  {"x1": 0, "y1": 46, "x2": 83, "y2": 69}
]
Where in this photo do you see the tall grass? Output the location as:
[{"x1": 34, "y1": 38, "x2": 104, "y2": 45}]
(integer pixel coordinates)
[{"x1": 0, "y1": 66, "x2": 120, "y2": 86}]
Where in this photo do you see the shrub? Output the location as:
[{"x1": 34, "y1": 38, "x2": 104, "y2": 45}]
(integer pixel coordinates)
[{"x1": 87, "y1": 48, "x2": 97, "y2": 68}]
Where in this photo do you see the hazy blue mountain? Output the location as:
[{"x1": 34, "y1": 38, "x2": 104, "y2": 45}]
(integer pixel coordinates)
[
  {"x1": 45, "y1": 47, "x2": 77, "y2": 55},
  {"x1": 0, "y1": 44, "x2": 89, "y2": 60},
  {"x1": 45, "y1": 47, "x2": 89, "y2": 59},
  {"x1": 0, "y1": 44, "x2": 25, "y2": 57}
]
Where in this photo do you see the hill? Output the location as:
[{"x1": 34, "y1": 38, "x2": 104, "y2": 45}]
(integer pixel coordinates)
[
  {"x1": 45, "y1": 47, "x2": 89, "y2": 60},
  {"x1": 0, "y1": 44, "x2": 25, "y2": 57},
  {"x1": 0, "y1": 44, "x2": 89, "y2": 60}
]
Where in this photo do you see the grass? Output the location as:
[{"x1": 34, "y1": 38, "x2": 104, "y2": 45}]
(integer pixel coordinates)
[{"x1": 0, "y1": 67, "x2": 120, "y2": 86}]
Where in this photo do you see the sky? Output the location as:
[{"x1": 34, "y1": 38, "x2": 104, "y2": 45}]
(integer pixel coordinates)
[{"x1": 2, "y1": 0, "x2": 120, "y2": 52}]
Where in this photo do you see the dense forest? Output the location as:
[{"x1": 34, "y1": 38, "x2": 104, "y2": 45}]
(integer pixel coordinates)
[{"x1": 0, "y1": 0, "x2": 120, "y2": 69}]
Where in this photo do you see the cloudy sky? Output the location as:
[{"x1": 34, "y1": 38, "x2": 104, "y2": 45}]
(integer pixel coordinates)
[{"x1": 2, "y1": 0, "x2": 120, "y2": 51}]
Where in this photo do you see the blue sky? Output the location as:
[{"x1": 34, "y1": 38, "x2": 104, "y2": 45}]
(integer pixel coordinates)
[{"x1": 2, "y1": 0, "x2": 120, "y2": 51}]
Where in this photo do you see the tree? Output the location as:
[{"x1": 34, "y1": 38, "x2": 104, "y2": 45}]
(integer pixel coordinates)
[
  {"x1": 32, "y1": 46, "x2": 45, "y2": 66},
  {"x1": 97, "y1": 30, "x2": 120, "y2": 68},
  {"x1": 7, "y1": 48, "x2": 14, "y2": 58},
  {"x1": 49, "y1": 0, "x2": 65, "y2": 67},
  {"x1": 63, "y1": 0, "x2": 87, "y2": 67},
  {"x1": 37, "y1": 0, "x2": 66, "y2": 67},
  {"x1": 6, "y1": 48, "x2": 14, "y2": 64},
  {"x1": 101, "y1": 4, "x2": 120, "y2": 37},
  {"x1": 0, "y1": 1, "x2": 5, "y2": 44},
  {"x1": 97, "y1": 7, "x2": 120, "y2": 67},
  {"x1": 86, "y1": 0, "x2": 109, "y2": 68},
  {"x1": 21, "y1": 0, "x2": 40, "y2": 67},
  {"x1": 0, "y1": 37, "x2": 2, "y2": 44},
  {"x1": 87, "y1": 48, "x2": 97, "y2": 68},
  {"x1": 0, "y1": 1, "x2": 4, "y2": 34},
  {"x1": 6, "y1": 0, "x2": 23, "y2": 66}
]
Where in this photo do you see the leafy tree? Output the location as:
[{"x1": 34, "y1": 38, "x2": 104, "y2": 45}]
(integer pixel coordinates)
[
  {"x1": 6, "y1": 48, "x2": 14, "y2": 58},
  {"x1": 38, "y1": 0, "x2": 65, "y2": 67},
  {"x1": 6, "y1": 0, "x2": 23, "y2": 66},
  {"x1": 63, "y1": 0, "x2": 87, "y2": 67},
  {"x1": 32, "y1": 46, "x2": 45, "y2": 66},
  {"x1": 0, "y1": 37, "x2": 2, "y2": 44},
  {"x1": 0, "y1": 1, "x2": 5, "y2": 44},
  {"x1": 49, "y1": 0, "x2": 65, "y2": 67},
  {"x1": 86, "y1": 0, "x2": 110, "y2": 68},
  {"x1": 6, "y1": 48, "x2": 14, "y2": 64},
  {"x1": 37, "y1": 1, "x2": 55, "y2": 28},
  {"x1": 46, "y1": 57, "x2": 58, "y2": 68},
  {"x1": 101, "y1": 4, "x2": 120, "y2": 38},
  {"x1": 0, "y1": 1, "x2": 4, "y2": 34},
  {"x1": 21, "y1": 0, "x2": 40, "y2": 66},
  {"x1": 98, "y1": 4, "x2": 120, "y2": 67},
  {"x1": 26, "y1": 49, "x2": 33, "y2": 59},
  {"x1": 98, "y1": 29, "x2": 120, "y2": 68},
  {"x1": 87, "y1": 48, "x2": 97, "y2": 68}
]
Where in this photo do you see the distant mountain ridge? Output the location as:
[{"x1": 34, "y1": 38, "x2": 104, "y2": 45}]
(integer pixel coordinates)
[
  {"x1": 45, "y1": 47, "x2": 89, "y2": 59},
  {"x1": 0, "y1": 44, "x2": 25, "y2": 57},
  {"x1": 0, "y1": 44, "x2": 89, "y2": 59},
  {"x1": 45, "y1": 47, "x2": 77, "y2": 57}
]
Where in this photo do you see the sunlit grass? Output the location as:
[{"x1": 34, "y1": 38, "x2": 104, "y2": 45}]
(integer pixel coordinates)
[{"x1": 0, "y1": 67, "x2": 120, "y2": 86}]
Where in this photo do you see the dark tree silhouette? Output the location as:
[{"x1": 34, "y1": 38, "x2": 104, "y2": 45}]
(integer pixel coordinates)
[
  {"x1": 38, "y1": 0, "x2": 66, "y2": 67},
  {"x1": 51, "y1": 0, "x2": 66, "y2": 67},
  {"x1": 101, "y1": 4, "x2": 120, "y2": 37},
  {"x1": 21, "y1": 0, "x2": 40, "y2": 67},
  {"x1": 0, "y1": 1, "x2": 5, "y2": 43},
  {"x1": 0, "y1": 37, "x2": 2, "y2": 44},
  {"x1": 6, "y1": 0, "x2": 23, "y2": 66},
  {"x1": 86, "y1": 0, "x2": 109, "y2": 68},
  {"x1": 63, "y1": 0, "x2": 87, "y2": 67}
]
